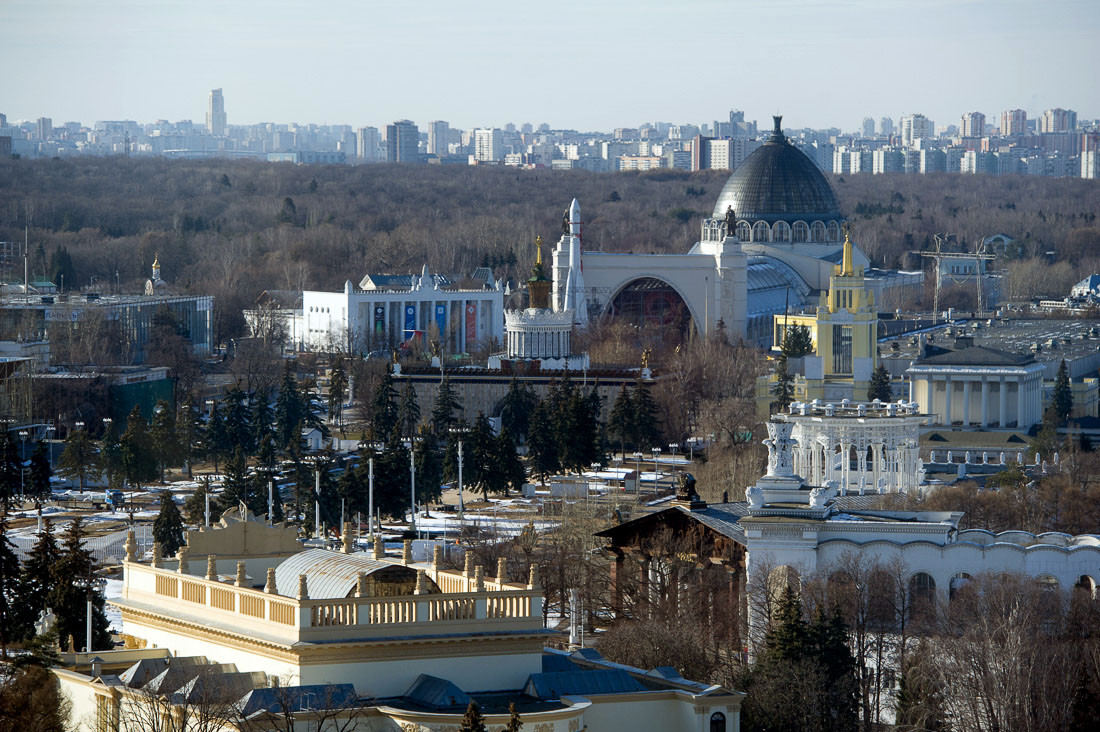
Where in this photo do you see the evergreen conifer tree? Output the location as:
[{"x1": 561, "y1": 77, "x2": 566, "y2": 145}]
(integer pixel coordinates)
[
  {"x1": 399, "y1": 380, "x2": 421, "y2": 437},
  {"x1": 496, "y1": 428, "x2": 527, "y2": 494},
  {"x1": 50, "y1": 518, "x2": 111, "y2": 652},
  {"x1": 184, "y1": 479, "x2": 212, "y2": 526},
  {"x1": 607, "y1": 386, "x2": 635, "y2": 454},
  {"x1": 867, "y1": 364, "x2": 892, "y2": 403},
  {"x1": 56, "y1": 427, "x2": 97, "y2": 493},
  {"x1": 275, "y1": 361, "x2": 304, "y2": 449},
  {"x1": 1053, "y1": 359, "x2": 1073, "y2": 423},
  {"x1": 505, "y1": 702, "x2": 523, "y2": 732},
  {"x1": 328, "y1": 356, "x2": 348, "y2": 423},
  {"x1": 460, "y1": 700, "x2": 488, "y2": 732},
  {"x1": 150, "y1": 399, "x2": 180, "y2": 481},
  {"x1": 28, "y1": 441, "x2": 52, "y2": 500},
  {"x1": 772, "y1": 355, "x2": 794, "y2": 412},
  {"x1": 152, "y1": 492, "x2": 185, "y2": 557},
  {"x1": 527, "y1": 400, "x2": 560, "y2": 483},
  {"x1": 205, "y1": 400, "x2": 229, "y2": 473},
  {"x1": 120, "y1": 405, "x2": 157, "y2": 490},
  {"x1": 466, "y1": 413, "x2": 497, "y2": 496},
  {"x1": 430, "y1": 377, "x2": 462, "y2": 435},
  {"x1": 223, "y1": 386, "x2": 253, "y2": 453},
  {"x1": 499, "y1": 378, "x2": 537, "y2": 440},
  {"x1": 370, "y1": 370, "x2": 400, "y2": 439},
  {"x1": 251, "y1": 388, "x2": 275, "y2": 448},
  {"x1": 630, "y1": 380, "x2": 660, "y2": 450},
  {"x1": 413, "y1": 430, "x2": 442, "y2": 504},
  {"x1": 780, "y1": 324, "x2": 814, "y2": 357},
  {"x1": 176, "y1": 394, "x2": 204, "y2": 479},
  {"x1": 219, "y1": 448, "x2": 260, "y2": 515},
  {"x1": 21, "y1": 518, "x2": 60, "y2": 619},
  {"x1": 99, "y1": 423, "x2": 124, "y2": 490},
  {"x1": 0, "y1": 513, "x2": 31, "y2": 657},
  {"x1": 375, "y1": 431, "x2": 411, "y2": 519}
]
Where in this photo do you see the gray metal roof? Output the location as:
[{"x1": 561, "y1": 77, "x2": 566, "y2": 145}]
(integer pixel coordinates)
[{"x1": 274, "y1": 549, "x2": 419, "y2": 599}]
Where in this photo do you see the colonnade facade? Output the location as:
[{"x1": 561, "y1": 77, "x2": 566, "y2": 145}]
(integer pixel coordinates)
[
  {"x1": 504, "y1": 309, "x2": 573, "y2": 360},
  {"x1": 906, "y1": 364, "x2": 1045, "y2": 430},
  {"x1": 782, "y1": 401, "x2": 927, "y2": 495}
]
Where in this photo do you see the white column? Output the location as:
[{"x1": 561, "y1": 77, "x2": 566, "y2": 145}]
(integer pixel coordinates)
[
  {"x1": 944, "y1": 376, "x2": 953, "y2": 425},
  {"x1": 962, "y1": 380, "x2": 971, "y2": 426},
  {"x1": 980, "y1": 379, "x2": 990, "y2": 428},
  {"x1": 925, "y1": 377, "x2": 934, "y2": 416},
  {"x1": 998, "y1": 376, "x2": 1007, "y2": 427},
  {"x1": 1016, "y1": 376, "x2": 1026, "y2": 429}
]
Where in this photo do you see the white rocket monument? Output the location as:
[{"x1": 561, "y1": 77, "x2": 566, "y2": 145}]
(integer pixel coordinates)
[{"x1": 558, "y1": 198, "x2": 588, "y2": 325}]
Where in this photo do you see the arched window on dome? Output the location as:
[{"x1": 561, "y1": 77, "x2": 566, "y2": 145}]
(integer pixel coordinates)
[
  {"x1": 773, "y1": 221, "x2": 791, "y2": 242},
  {"x1": 792, "y1": 221, "x2": 809, "y2": 243},
  {"x1": 811, "y1": 221, "x2": 826, "y2": 242},
  {"x1": 736, "y1": 221, "x2": 751, "y2": 241},
  {"x1": 826, "y1": 221, "x2": 841, "y2": 242},
  {"x1": 752, "y1": 221, "x2": 770, "y2": 242}
]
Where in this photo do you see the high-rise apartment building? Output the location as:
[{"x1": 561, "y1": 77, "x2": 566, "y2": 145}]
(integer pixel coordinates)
[
  {"x1": 427, "y1": 120, "x2": 450, "y2": 156},
  {"x1": 1001, "y1": 109, "x2": 1027, "y2": 136},
  {"x1": 35, "y1": 117, "x2": 52, "y2": 140},
  {"x1": 880, "y1": 117, "x2": 894, "y2": 138},
  {"x1": 900, "y1": 114, "x2": 934, "y2": 147},
  {"x1": 862, "y1": 117, "x2": 876, "y2": 137},
  {"x1": 357, "y1": 126, "x2": 380, "y2": 161},
  {"x1": 206, "y1": 89, "x2": 226, "y2": 136},
  {"x1": 474, "y1": 128, "x2": 504, "y2": 162},
  {"x1": 960, "y1": 111, "x2": 985, "y2": 138},
  {"x1": 1040, "y1": 108, "x2": 1077, "y2": 133},
  {"x1": 386, "y1": 120, "x2": 420, "y2": 162}
]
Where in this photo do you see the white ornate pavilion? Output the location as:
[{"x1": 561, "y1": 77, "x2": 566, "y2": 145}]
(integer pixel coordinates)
[{"x1": 782, "y1": 399, "x2": 927, "y2": 495}]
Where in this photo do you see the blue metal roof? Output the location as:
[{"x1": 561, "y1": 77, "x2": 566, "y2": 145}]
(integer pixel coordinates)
[
  {"x1": 524, "y1": 670, "x2": 644, "y2": 700},
  {"x1": 237, "y1": 684, "x2": 358, "y2": 716},
  {"x1": 403, "y1": 674, "x2": 471, "y2": 710}
]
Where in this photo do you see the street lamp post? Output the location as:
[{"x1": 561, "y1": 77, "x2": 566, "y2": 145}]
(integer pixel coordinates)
[
  {"x1": 46, "y1": 424, "x2": 55, "y2": 467},
  {"x1": 651, "y1": 447, "x2": 662, "y2": 498},
  {"x1": 74, "y1": 421, "x2": 86, "y2": 491},
  {"x1": 403, "y1": 438, "x2": 420, "y2": 533},
  {"x1": 633, "y1": 451, "x2": 643, "y2": 497},
  {"x1": 18, "y1": 429, "x2": 27, "y2": 498},
  {"x1": 450, "y1": 426, "x2": 469, "y2": 521}
]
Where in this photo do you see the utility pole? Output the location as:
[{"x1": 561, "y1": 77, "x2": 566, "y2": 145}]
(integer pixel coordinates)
[{"x1": 913, "y1": 234, "x2": 996, "y2": 323}]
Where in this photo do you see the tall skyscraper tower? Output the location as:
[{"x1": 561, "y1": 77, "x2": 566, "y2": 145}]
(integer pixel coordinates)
[
  {"x1": 357, "y1": 126, "x2": 380, "y2": 161},
  {"x1": 207, "y1": 89, "x2": 227, "y2": 136},
  {"x1": 900, "y1": 114, "x2": 934, "y2": 147},
  {"x1": 427, "y1": 120, "x2": 450, "y2": 156},
  {"x1": 961, "y1": 111, "x2": 985, "y2": 137},
  {"x1": 386, "y1": 120, "x2": 420, "y2": 162},
  {"x1": 880, "y1": 117, "x2": 894, "y2": 138},
  {"x1": 861, "y1": 117, "x2": 876, "y2": 137},
  {"x1": 1001, "y1": 109, "x2": 1027, "y2": 136},
  {"x1": 474, "y1": 128, "x2": 503, "y2": 162}
]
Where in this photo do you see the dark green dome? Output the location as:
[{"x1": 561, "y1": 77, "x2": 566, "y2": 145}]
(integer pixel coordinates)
[{"x1": 711, "y1": 116, "x2": 842, "y2": 224}]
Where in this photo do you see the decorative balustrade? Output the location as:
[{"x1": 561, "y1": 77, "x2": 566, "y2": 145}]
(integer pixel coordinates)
[{"x1": 126, "y1": 561, "x2": 541, "y2": 640}]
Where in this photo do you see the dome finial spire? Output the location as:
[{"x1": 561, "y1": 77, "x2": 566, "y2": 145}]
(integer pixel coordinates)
[
  {"x1": 772, "y1": 115, "x2": 783, "y2": 136},
  {"x1": 841, "y1": 223, "x2": 854, "y2": 275}
]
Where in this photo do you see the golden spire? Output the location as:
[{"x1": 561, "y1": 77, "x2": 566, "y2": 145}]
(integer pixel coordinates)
[
  {"x1": 535, "y1": 235, "x2": 542, "y2": 266},
  {"x1": 840, "y1": 224, "x2": 853, "y2": 276},
  {"x1": 153, "y1": 252, "x2": 160, "y2": 268}
]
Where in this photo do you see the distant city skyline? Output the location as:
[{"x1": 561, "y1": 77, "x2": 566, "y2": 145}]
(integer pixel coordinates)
[{"x1": 3, "y1": 0, "x2": 1098, "y2": 130}]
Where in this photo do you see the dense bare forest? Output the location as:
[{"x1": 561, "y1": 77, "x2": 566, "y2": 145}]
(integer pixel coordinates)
[{"x1": 1, "y1": 157, "x2": 1098, "y2": 343}]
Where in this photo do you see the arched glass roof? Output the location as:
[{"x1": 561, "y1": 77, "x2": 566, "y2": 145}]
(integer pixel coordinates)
[
  {"x1": 274, "y1": 548, "x2": 439, "y2": 599},
  {"x1": 746, "y1": 256, "x2": 812, "y2": 317}
]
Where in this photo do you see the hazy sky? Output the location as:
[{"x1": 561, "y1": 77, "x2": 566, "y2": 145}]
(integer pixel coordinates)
[{"x1": 3, "y1": 0, "x2": 1098, "y2": 132}]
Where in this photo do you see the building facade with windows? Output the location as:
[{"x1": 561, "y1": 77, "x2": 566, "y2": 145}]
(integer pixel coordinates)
[{"x1": 54, "y1": 512, "x2": 744, "y2": 732}]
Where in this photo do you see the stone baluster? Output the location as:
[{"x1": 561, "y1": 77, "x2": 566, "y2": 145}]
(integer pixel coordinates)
[
  {"x1": 235, "y1": 561, "x2": 247, "y2": 587},
  {"x1": 497, "y1": 557, "x2": 508, "y2": 583},
  {"x1": 206, "y1": 555, "x2": 218, "y2": 581},
  {"x1": 297, "y1": 574, "x2": 309, "y2": 600},
  {"x1": 265, "y1": 568, "x2": 277, "y2": 594},
  {"x1": 177, "y1": 546, "x2": 189, "y2": 575}
]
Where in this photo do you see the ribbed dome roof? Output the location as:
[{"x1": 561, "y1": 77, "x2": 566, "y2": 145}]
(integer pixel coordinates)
[{"x1": 711, "y1": 116, "x2": 842, "y2": 223}]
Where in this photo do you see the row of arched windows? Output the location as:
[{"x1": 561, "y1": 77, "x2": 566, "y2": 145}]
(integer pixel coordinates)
[{"x1": 736, "y1": 219, "x2": 841, "y2": 244}]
